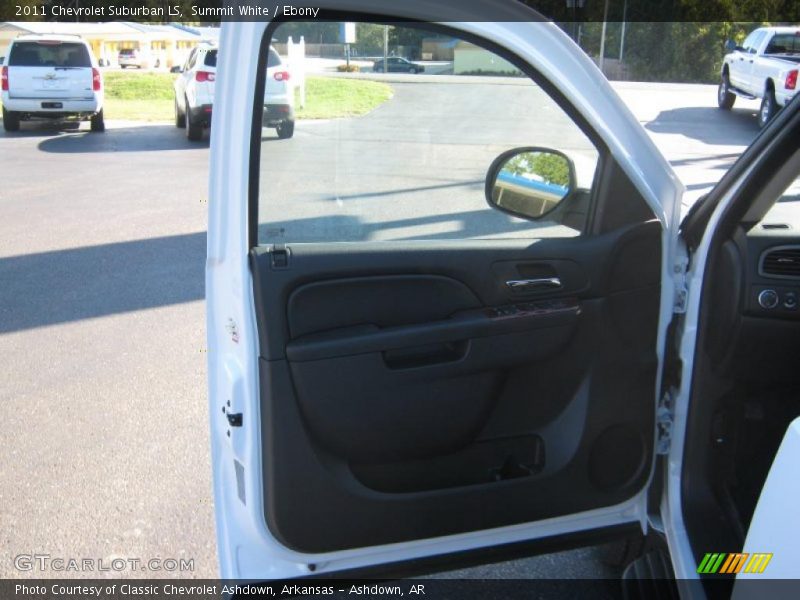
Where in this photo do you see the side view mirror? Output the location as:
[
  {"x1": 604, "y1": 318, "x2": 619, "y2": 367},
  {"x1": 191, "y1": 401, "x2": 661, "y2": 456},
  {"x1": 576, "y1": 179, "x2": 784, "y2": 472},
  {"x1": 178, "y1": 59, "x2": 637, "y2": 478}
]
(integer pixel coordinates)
[
  {"x1": 485, "y1": 147, "x2": 576, "y2": 221},
  {"x1": 724, "y1": 39, "x2": 737, "y2": 53},
  {"x1": 170, "y1": 65, "x2": 183, "y2": 73}
]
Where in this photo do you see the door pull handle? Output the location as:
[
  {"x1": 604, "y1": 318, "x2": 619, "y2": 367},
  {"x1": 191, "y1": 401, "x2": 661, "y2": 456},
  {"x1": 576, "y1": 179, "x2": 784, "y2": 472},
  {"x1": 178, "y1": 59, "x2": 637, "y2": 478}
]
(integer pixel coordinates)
[{"x1": 505, "y1": 277, "x2": 562, "y2": 291}]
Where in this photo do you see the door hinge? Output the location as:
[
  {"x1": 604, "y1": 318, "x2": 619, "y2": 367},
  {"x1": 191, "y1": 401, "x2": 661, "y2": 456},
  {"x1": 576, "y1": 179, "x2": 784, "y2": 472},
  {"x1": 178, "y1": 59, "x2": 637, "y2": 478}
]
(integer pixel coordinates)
[
  {"x1": 222, "y1": 401, "x2": 243, "y2": 428},
  {"x1": 656, "y1": 389, "x2": 675, "y2": 455}
]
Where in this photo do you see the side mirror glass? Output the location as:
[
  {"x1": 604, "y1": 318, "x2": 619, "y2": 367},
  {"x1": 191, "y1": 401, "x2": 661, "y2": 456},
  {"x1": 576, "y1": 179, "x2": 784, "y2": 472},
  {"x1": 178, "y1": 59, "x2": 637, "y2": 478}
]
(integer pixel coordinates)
[
  {"x1": 724, "y1": 39, "x2": 737, "y2": 52},
  {"x1": 486, "y1": 148, "x2": 576, "y2": 220},
  {"x1": 170, "y1": 65, "x2": 183, "y2": 73}
]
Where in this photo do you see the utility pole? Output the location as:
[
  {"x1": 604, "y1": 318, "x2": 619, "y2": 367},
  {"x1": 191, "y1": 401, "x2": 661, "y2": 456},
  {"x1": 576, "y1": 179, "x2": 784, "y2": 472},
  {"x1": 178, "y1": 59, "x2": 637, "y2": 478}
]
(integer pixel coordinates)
[
  {"x1": 620, "y1": 0, "x2": 628, "y2": 62},
  {"x1": 598, "y1": 0, "x2": 610, "y2": 74},
  {"x1": 383, "y1": 25, "x2": 389, "y2": 73}
]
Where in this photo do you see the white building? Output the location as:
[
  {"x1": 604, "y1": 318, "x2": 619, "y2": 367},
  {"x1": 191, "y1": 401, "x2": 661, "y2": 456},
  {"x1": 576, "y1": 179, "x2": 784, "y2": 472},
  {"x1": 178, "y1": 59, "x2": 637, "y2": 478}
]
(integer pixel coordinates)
[{"x1": 0, "y1": 21, "x2": 203, "y2": 68}]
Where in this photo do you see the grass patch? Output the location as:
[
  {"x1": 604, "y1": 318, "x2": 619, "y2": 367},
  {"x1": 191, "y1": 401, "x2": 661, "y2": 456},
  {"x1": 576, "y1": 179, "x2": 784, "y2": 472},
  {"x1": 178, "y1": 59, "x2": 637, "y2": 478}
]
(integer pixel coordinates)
[
  {"x1": 98, "y1": 71, "x2": 393, "y2": 122},
  {"x1": 103, "y1": 71, "x2": 176, "y2": 100},
  {"x1": 294, "y1": 76, "x2": 393, "y2": 120},
  {"x1": 103, "y1": 98, "x2": 174, "y2": 122},
  {"x1": 102, "y1": 71, "x2": 176, "y2": 121}
]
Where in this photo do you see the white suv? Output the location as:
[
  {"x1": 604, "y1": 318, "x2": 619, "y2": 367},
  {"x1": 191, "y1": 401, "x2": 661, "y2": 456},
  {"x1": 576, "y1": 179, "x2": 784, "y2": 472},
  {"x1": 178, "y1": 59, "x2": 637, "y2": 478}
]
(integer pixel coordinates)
[
  {"x1": 173, "y1": 44, "x2": 294, "y2": 141},
  {"x1": 263, "y1": 46, "x2": 295, "y2": 139},
  {"x1": 1, "y1": 34, "x2": 104, "y2": 133},
  {"x1": 173, "y1": 43, "x2": 217, "y2": 141}
]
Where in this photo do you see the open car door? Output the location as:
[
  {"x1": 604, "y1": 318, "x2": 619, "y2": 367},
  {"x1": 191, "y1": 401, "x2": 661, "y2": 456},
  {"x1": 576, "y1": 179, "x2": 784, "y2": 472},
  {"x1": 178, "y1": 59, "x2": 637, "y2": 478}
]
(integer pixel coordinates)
[{"x1": 207, "y1": 0, "x2": 684, "y2": 579}]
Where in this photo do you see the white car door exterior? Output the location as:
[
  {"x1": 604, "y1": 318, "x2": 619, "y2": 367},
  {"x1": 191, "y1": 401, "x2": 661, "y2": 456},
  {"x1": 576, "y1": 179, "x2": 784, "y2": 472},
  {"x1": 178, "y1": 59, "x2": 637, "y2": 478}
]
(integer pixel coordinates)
[{"x1": 207, "y1": 0, "x2": 684, "y2": 580}]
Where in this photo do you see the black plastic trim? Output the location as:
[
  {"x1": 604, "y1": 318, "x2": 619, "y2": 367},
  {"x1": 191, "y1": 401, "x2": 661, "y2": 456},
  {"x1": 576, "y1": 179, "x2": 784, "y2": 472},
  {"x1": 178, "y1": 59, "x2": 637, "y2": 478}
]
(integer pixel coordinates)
[{"x1": 299, "y1": 522, "x2": 641, "y2": 580}]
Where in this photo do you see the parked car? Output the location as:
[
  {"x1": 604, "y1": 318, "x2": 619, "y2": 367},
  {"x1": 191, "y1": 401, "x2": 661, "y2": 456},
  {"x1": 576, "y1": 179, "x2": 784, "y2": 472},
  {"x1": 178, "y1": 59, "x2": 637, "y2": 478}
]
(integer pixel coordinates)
[
  {"x1": 208, "y1": 6, "x2": 800, "y2": 588},
  {"x1": 373, "y1": 56, "x2": 424, "y2": 73},
  {"x1": 1, "y1": 34, "x2": 104, "y2": 132},
  {"x1": 262, "y1": 47, "x2": 295, "y2": 139},
  {"x1": 117, "y1": 48, "x2": 142, "y2": 69},
  {"x1": 173, "y1": 43, "x2": 217, "y2": 141},
  {"x1": 174, "y1": 44, "x2": 294, "y2": 141},
  {"x1": 718, "y1": 26, "x2": 800, "y2": 127}
]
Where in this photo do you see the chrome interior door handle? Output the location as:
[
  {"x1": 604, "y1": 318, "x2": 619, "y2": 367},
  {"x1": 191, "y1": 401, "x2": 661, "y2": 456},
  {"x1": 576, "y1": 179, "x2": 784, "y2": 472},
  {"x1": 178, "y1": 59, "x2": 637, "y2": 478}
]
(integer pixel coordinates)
[{"x1": 505, "y1": 277, "x2": 562, "y2": 291}]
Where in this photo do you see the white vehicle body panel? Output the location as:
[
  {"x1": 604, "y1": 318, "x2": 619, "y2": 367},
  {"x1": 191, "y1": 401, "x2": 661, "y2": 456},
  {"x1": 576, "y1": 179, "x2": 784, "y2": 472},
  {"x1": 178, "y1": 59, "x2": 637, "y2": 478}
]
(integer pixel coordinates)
[
  {"x1": 192, "y1": 79, "x2": 215, "y2": 108},
  {"x1": 265, "y1": 48, "x2": 293, "y2": 107},
  {"x1": 731, "y1": 417, "x2": 800, "y2": 583},
  {"x1": 6, "y1": 66, "x2": 93, "y2": 100},
  {"x1": 2, "y1": 97, "x2": 99, "y2": 113},
  {"x1": 207, "y1": 5, "x2": 685, "y2": 580},
  {"x1": 659, "y1": 158, "x2": 761, "y2": 582}
]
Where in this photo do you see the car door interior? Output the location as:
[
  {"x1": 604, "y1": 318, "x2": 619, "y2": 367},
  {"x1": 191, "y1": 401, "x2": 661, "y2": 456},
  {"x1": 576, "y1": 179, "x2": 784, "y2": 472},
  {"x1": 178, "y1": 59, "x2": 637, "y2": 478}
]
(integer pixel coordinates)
[{"x1": 249, "y1": 162, "x2": 662, "y2": 553}]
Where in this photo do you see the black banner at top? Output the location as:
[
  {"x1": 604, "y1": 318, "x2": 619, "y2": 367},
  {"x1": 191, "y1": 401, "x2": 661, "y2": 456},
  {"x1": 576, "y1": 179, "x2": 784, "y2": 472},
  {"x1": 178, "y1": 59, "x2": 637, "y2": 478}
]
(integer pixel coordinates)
[{"x1": 2, "y1": 0, "x2": 799, "y2": 23}]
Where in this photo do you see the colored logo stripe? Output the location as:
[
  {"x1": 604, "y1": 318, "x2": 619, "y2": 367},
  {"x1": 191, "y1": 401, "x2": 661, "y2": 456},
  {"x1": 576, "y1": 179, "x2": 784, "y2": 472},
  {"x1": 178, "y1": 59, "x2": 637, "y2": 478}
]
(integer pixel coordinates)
[
  {"x1": 697, "y1": 552, "x2": 772, "y2": 574},
  {"x1": 744, "y1": 553, "x2": 773, "y2": 574},
  {"x1": 719, "y1": 553, "x2": 748, "y2": 574}
]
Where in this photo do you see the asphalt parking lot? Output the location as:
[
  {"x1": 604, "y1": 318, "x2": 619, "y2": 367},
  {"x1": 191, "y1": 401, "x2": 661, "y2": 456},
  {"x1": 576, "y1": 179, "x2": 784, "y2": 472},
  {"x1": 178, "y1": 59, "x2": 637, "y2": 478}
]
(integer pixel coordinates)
[{"x1": 0, "y1": 80, "x2": 762, "y2": 579}]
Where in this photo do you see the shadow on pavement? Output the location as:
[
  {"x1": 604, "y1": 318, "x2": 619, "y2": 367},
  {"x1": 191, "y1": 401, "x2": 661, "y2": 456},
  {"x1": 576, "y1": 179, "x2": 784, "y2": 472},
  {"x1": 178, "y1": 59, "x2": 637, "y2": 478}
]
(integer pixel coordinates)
[
  {"x1": 0, "y1": 232, "x2": 205, "y2": 333},
  {"x1": 258, "y1": 208, "x2": 564, "y2": 244},
  {"x1": 33, "y1": 124, "x2": 209, "y2": 153},
  {"x1": 0, "y1": 120, "x2": 83, "y2": 138},
  {"x1": 670, "y1": 152, "x2": 744, "y2": 167},
  {"x1": 645, "y1": 106, "x2": 758, "y2": 146},
  {"x1": 323, "y1": 179, "x2": 484, "y2": 202}
]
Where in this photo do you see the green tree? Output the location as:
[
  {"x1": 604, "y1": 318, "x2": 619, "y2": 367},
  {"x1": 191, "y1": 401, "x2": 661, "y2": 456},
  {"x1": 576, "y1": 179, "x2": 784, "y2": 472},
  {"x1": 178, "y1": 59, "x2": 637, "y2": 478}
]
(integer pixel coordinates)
[
  {"x1": 353, "y1": 23, "x2": 387, "y2": 56},
  {"x1": 504, "y1": 152, "x2": 570, "y2": 188}
]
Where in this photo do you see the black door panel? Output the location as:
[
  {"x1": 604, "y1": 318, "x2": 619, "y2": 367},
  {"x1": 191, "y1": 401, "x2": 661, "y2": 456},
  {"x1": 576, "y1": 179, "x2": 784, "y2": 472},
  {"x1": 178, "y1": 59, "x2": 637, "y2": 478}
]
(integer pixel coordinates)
[
  {"x1": 290, "y1": 320, "x2": 577, "y2": 463},
  {"x1": 285, "y1": 296, "x2": 579, "y2": 362},
  {"x1": 250, "y1": 220, "x2": 661, "y2": 553},
  {"x1": 287, "y1": 275, "x2": 481, "y2": 339}
]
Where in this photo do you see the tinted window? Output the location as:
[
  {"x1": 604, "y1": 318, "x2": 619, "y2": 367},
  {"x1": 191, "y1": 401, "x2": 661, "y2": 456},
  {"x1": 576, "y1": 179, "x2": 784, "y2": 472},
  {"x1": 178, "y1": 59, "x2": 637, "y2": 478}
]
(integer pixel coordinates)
[
  {"x1": 9, "y1": 41, "x2": 91, "y2": 67},
  {"x1": 766, "y1": 34, "x2": 800, "y2": 54},
  {"x1": 204, "y1": 49, "x2": 218, "y2": 67},
  {"x1": 119, "y1": 49, "x2": 136, "y2": 56}
]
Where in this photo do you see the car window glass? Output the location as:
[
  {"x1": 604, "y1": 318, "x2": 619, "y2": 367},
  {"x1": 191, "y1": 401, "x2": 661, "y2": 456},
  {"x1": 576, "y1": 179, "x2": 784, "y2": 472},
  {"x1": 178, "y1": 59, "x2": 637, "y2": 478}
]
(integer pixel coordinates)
[
  {"x1": 256, "y1": 22, "x2": 600, "y2": 244},
  {"x1": 760, "y1": 175, "x2": 800, "y2": 226},
  {"x1": 8, "y1": 41, "x2": 91, "y2": 68},
  {"x1": 766, "y1": 34, "x2": 800, "y2": 54},
  {"x1": 204, "y1": 49, "x2": 218, "y2": 68},
  {"x1": 185, "y1": 48, "x2": 197, "y2": 71},
  {"x1": 749, "y1": 32, "x2": 765, "y2": 53},
  {"x1": 267, "y1": 48, "x2": 281, "y2": 68},
  {"x1": 742, "y1": 31, "x2": 759, "y2": 52}
]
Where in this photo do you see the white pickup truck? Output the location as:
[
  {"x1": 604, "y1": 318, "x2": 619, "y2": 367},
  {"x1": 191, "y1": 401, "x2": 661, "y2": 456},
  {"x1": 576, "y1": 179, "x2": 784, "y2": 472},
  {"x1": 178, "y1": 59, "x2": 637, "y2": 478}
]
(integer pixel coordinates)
[{"x1": 718, "y1": 26, "x2": 800, "y2": 127}]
